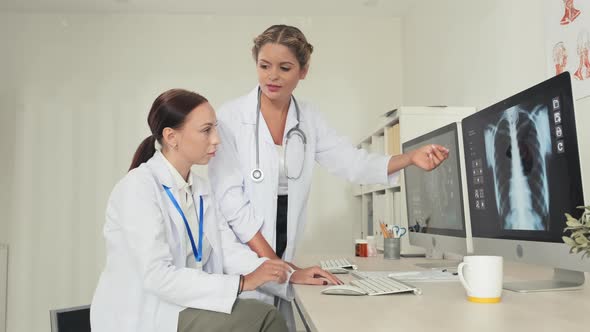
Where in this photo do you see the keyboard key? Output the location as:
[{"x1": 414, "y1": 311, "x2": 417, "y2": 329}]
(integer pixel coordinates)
[{"x1": 320, "y1": 258, "x2": 356, "y2": 270}]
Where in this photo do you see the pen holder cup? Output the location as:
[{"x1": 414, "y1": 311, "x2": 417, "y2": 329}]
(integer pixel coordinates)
[{"x1": 383, "y1": 237, "x2": 401, "y2": 260}]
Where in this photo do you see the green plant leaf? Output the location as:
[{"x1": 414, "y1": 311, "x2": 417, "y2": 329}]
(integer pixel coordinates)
[
  {"x1": 564, "y1": 226, "x2": 586, "y2": 232},
  {"x1": 572, "y1": 230, "x2": 587, "y2": 237},
  {"x1": 562, "y1": 208, "x2": 590, "y2": 260},
  {"x1": 563, "y1": 236, "x2": 577, "y2": 246},
  {"x1": 566, "y1": 219, "x2": 583, "y2": 227}
]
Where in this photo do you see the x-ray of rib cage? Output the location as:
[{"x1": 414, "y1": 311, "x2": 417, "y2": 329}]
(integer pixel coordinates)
[{"x1": 484, "y1": 105, "x2": 552, "y2": 230}]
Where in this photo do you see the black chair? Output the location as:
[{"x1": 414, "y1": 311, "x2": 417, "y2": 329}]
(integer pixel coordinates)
[{"x1": 49, "y1": 305, "x2": 90, "y2": 332}]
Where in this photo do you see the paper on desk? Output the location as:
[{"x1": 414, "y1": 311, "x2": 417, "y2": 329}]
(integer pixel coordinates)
[{"x1": 353, "y1": 270, "x2": 459, "y2": 282}]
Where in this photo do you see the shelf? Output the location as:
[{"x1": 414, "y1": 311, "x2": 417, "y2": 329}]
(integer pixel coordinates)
[
  {"x1": 365, "y1": 184, "x2": 400, "y2": 195},
  {"x1": 352, "y1": 184, "x2": 400, "y2": 197},
  {"x1": 352, "y1": 184, "x2": 363, "y2": 197},
  {"x1": 356, "y1": 116, "x2": 399, "y2": 147}
]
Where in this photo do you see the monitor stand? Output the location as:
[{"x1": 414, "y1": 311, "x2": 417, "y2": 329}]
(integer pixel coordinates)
[
  {"x1": 414, "y1": 249, "x2": 460, "y2": 269},
  {"x1": 503, "y1": 268, "x2": 585, "y2": 293}
]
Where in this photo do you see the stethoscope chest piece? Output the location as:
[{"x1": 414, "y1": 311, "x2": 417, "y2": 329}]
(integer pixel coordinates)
[{"x1": 251, "y1": 168, "x2": 264, "y2": 182}]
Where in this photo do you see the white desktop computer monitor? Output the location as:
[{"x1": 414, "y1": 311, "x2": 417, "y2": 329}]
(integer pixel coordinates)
[
  {"x1": 403, "y1": 122, "x2": 473, "y2": 262},
  {"x1": 462, "y1": 71, "x2": 589, "y2": 292}
]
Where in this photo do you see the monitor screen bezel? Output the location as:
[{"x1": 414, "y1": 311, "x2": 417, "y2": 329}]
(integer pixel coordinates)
[
  {"x1": 461, "y1": 71, "x2": 584, "y2": 244},
  {"x1": 402, "y1": 122, "x2": 468, "y2": 239}
]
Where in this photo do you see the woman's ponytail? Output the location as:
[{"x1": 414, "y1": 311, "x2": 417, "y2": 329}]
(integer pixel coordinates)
[{"x1": 129, "y1": 135, "x2": 156, "y2": 171}]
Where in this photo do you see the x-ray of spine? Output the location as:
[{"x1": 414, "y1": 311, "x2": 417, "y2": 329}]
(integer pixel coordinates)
[{"x1": 484, "y1": 105, "x2": 552, "y2": 230}]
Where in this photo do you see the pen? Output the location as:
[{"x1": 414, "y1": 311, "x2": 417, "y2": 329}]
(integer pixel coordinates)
[{"x1": 380, "y1": 223, "x2": 390, "y2": 238}]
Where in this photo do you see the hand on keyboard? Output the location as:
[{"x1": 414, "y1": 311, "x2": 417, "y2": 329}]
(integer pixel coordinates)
[{"x1": 291, "y1": 266, "x2": 344, "y2": 285}]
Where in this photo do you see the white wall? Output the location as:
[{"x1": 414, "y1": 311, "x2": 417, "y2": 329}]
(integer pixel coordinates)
[
  {"x1": 0, "y1": 17, "x2": 15, "y2": 247},
  {"x1": 301, "y1": 19, "x2": 403, "y2": 256},
  {"x1": 402, "y1": 0, "x2": 590, "y2": 203},
  {"x1": 0, "y1": 12, "x2": 402, "y2": 332}
]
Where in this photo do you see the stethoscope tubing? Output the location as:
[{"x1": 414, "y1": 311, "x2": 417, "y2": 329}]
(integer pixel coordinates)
[{"x1": 251, "y1": 87, "x2": 306, "y2": 182}]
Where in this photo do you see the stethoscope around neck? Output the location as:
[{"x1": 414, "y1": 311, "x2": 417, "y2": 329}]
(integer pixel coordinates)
[{"x1": 251, "y1": 87, "x2": 307, "y2": 183}]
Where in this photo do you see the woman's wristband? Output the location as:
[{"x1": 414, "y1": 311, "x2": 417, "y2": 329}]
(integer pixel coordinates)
[{"x1": 237, "y1": 274, "x2": 245, "y2": 295}]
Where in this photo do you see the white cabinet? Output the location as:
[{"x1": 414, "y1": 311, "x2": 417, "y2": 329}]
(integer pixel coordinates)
[{"x1": 352, "y1": 106, "x2": 475, "y2": 254}]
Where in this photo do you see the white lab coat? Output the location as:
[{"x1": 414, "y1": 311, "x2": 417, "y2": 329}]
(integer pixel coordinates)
[
  {"x1": 208, "y1": 86, "x2": 399, "y2": 330},
  {"x1": 91, "y1": 151, "x2": 292, "y2": 332}
]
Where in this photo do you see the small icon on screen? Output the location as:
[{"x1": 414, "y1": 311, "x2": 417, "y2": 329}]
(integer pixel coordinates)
[
  {"x1": 555, "y1": 125, "x2": 563, "y2": 138},
  {"x1": 557, "y1": 140, "x2": 565, "y2": 153},
  {"x1": 554, "y1": 112, "x2": 562, "y2": 124},
  {"x1": 552, "y1": 97, "x2": 560, "y2": 110},
  {"x1": 472, "y1": 159, "x2": 482, "y2": 168}
]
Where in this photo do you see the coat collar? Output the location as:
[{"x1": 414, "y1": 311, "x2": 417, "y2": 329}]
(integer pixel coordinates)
[
  {"x1": 242, "y1": 86, "x2": 302, "y2": 145},
  {"x1": 147, "y1": 151, "x2": 210, "y2": 197}
]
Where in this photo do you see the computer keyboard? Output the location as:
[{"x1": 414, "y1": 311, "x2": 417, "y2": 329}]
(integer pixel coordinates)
[
  {"x1": 349, "y1": 276, "x2": 421, "y2": 296},
  {"x1": 320, "y1": 258, "x2": 357, "y2": 270}
]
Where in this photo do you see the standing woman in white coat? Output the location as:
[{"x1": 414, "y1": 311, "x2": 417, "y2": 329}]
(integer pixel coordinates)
[
  {"x1": 91, "y1": 89, "x2": 300, "y2": 332},
  {"x1": 208, "y1": 24, "x2": 449, "y2": 329}
]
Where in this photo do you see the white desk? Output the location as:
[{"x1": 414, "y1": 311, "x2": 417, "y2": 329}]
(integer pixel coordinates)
[{"x1": 293, "y1": 255, "x2": 590, "y2": 331}]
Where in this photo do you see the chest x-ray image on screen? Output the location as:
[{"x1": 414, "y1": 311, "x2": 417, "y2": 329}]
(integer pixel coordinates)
[{"x1": 483, "y1": 104, "x2": 552, "y2": 231}]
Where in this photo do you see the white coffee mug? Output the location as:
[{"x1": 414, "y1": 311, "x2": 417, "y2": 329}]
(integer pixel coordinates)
[{"x1": 457, "y1": 255, "x2": 503, "y2": 303}]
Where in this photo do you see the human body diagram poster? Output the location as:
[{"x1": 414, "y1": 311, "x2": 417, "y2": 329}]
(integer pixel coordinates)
[{"x1": 546, "y1": 0, "x2": 590, "y2": 99}]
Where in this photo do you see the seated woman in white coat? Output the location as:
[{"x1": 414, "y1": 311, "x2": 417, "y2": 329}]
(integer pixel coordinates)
[
  {"x1": 208, "y1": 25, "x2": 450, "y2": 330},
  {"x1": 90, "y1": 89, "x2": 336, "y2": 332}
]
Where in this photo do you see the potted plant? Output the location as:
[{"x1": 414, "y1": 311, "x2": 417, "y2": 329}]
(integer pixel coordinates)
[{"x1": 562, "y1": 206, "x2": 590, "y2": 258}]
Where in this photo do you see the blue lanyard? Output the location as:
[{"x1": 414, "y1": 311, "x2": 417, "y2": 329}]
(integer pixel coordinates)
[{"x1": 163, "y1": 185, "x2": 203, "y2": 263}]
